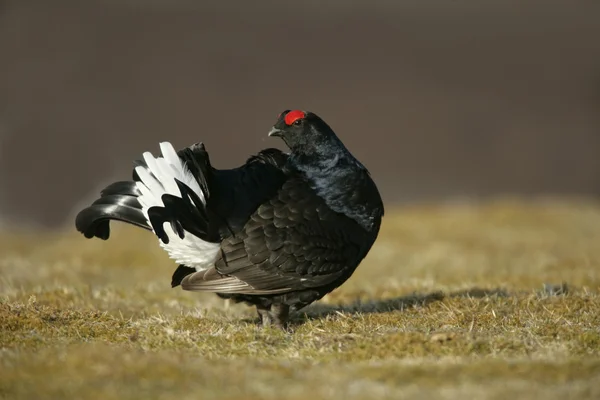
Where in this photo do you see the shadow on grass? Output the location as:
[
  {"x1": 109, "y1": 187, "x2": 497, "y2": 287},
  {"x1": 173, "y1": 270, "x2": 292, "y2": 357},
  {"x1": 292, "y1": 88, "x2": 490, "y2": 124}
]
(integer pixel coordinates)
[{"x1": 291, "y1": 287, "x2": 509, "y2": 324}]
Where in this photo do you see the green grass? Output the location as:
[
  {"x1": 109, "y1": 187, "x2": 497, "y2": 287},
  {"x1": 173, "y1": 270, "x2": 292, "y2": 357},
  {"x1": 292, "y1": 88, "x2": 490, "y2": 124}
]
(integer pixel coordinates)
[{"x1": 1, "y1": 198, "x2": 600, "y2": 399}]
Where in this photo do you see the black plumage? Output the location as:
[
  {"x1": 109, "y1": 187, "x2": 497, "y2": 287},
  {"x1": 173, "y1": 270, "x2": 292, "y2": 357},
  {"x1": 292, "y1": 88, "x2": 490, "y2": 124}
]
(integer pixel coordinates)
[{"x1": 75, "y1": 110, "x2": 384, "y2": 328}]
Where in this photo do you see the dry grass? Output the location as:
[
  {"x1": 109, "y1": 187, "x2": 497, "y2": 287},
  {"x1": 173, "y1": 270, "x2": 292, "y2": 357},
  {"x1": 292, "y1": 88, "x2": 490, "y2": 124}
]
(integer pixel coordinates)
[{"x1": 1, "y1": 198, "x2": 600, "y2": 399}]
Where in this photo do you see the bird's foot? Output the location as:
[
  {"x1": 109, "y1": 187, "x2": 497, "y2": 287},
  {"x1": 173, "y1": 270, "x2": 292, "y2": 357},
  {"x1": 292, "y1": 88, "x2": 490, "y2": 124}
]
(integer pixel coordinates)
[{"x1": 257, "y1": 303, "x2": 290, "y2": 330}]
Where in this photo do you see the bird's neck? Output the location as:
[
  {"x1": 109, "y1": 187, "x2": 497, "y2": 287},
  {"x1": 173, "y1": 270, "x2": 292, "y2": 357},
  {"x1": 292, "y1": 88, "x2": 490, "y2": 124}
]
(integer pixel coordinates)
[{"x1": 288, "y1": 150, "x2": 383, "y2": 232}]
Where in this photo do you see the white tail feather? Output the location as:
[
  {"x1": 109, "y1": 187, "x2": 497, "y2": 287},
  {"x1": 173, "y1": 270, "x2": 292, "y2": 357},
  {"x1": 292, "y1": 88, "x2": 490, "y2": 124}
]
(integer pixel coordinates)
[
  {"x1": 135, "y1": 141, "x2": 220, "y2": 271},
  {"x1": 159, "y1": 142, "x2": 203, "y2": 199}
]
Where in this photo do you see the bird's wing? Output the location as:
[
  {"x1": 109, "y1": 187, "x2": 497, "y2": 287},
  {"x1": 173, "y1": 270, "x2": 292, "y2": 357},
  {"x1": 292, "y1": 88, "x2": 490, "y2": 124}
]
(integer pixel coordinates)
[{"x1": 179, "y1": 176, "x2": 369, "y2": 295}]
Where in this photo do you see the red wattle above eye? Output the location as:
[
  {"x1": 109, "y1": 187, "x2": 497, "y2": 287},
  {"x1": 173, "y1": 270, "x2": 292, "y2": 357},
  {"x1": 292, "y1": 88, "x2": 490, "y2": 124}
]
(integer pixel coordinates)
[{"x1": 285, "y1": 110, "x2": 306, "y2": 126}]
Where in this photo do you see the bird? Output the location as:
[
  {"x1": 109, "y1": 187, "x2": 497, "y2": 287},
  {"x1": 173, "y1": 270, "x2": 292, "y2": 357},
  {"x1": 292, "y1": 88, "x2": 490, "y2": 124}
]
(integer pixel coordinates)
[{"x1": 75, "y1": 110, "x2": 384, "y2": 328}]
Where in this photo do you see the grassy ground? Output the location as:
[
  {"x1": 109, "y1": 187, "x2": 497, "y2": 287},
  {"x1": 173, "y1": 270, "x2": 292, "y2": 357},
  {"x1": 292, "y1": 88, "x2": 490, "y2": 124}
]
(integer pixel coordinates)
[{"x1": 1, "y1": 198, "x2": 600, "y2": 399}]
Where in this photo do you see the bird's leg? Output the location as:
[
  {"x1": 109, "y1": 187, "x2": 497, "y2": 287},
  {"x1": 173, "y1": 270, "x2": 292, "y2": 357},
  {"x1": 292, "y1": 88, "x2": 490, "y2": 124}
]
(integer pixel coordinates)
[
  {"x1": 268, "y1": 303, "x2": 290, "y2": 329},
  {"x1": 256, "y1": 305, "x2": 272, "y2": 327},
  {"x1": 256, "y1": 304, "x2": 289, "y2": 329}
]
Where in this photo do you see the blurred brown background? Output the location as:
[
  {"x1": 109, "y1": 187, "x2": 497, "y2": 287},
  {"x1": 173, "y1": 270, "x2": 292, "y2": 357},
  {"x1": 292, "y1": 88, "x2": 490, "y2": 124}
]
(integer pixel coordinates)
[{"x1": 0, "y1": 0, "x2": 599, "y2": 229}]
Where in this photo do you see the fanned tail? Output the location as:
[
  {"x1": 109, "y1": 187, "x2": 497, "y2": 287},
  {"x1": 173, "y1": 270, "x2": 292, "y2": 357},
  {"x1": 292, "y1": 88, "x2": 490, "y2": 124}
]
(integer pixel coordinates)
[{"x1": 75, "y1": 141, "x2": 221, "y2": 272}]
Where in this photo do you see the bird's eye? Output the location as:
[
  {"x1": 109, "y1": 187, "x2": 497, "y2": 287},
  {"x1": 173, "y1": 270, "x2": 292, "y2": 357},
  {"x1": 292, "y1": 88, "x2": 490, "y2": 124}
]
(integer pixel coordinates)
[{"x1": 293, "y1": 119, "x2": 302, "y2": 126}]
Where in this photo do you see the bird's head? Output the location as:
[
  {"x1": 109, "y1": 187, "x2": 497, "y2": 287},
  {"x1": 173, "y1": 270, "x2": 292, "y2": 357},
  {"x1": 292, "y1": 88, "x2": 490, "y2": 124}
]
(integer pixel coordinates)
[{"x1": 268, "y1": 110, "x2": 341, "y2": 155}]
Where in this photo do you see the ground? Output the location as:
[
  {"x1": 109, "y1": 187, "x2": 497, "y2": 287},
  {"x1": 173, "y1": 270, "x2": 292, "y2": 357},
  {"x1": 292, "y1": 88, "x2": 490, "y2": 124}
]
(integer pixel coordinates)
[{"x1": 1, "y1": 198, "x2": 599, "y2": 399}]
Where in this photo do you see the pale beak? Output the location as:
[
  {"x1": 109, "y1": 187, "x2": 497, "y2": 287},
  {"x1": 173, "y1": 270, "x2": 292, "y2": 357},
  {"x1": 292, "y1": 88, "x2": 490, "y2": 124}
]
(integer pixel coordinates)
[{"x1": 268, "y1": 127, "x2": 282, "y2": 137}]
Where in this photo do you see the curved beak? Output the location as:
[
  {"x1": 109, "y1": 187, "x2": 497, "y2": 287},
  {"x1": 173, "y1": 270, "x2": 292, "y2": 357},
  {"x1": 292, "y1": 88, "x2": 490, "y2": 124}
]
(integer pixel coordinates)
[{"x1": 268, "y1": 127, "x2": 282, "y2": 137}]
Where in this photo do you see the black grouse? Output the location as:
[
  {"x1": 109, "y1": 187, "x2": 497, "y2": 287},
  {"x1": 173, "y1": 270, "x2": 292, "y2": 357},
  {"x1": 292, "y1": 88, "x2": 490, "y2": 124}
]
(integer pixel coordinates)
[{"x1": 75, "y1": 110, "x2": 384, "y2": 328}]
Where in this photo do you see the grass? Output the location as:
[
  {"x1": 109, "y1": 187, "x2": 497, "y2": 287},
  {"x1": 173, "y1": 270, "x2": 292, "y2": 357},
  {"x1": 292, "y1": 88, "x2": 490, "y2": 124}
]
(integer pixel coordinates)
[{"x1": 1, "y1": 197, "x2": 600, "y2": 399}]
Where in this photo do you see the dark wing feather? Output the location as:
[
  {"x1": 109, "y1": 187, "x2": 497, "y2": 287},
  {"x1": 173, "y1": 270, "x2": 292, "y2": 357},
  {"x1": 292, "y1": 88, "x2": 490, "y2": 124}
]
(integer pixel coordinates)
[
  {"x1": 205, "y1": 149, "x2": 288, "y2": 238},
  {"x1": 180, "y1": 177, "x2": 369, "y2": 295}
]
